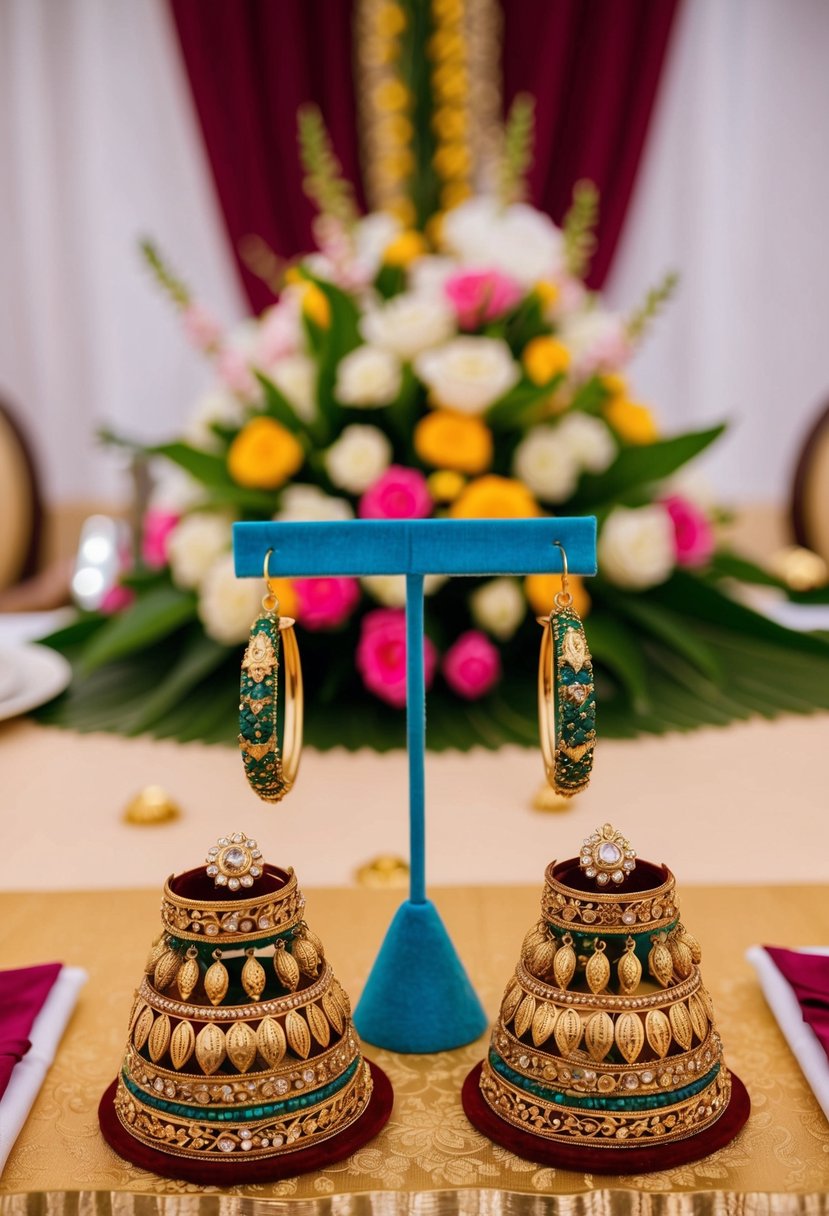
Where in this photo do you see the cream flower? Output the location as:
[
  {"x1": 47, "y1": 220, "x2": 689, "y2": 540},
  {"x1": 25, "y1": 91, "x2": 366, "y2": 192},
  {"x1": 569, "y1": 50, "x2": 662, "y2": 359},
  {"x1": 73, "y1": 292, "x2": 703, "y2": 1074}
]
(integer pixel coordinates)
[
  {"x1": 277, "y1": 484, "x2": 354, "y2": 523},
  {"x1": 167, "y1": 512, "x2": 232, "y2": 590},
  {"x1": 335, "y1": 345, "x2": 402, "y2": 407},
  {"x1": 559, "y1": 308, "x2": 632, "y2": 378},
  {"x1": 442, "y1": 197, "x2": 565, "y2": 287},
  {"x1": 470, "y1": 578, "x2": 526, "y2": 640},
  {"x1": 360, "y1": 292, "x2": 455, "y2": 361},
  {"x1": 555, "y1": 412, "x2": 617, "y2": 474},
  {"x1": 598, "y1": 505, "x2": 675, "y2": 589},
  {"x1": 266, "y1": 354, "x2": 317, "y2": 422},
  {"x1": 415, "y1": 337, "x2": 520, "y2": 414},
  {"x1": 512, "y1": 427, "x2": 579, "y2": 502},
  {"x1": 197, "y1": 553, "x2": 262, "y2": 645},
  {"x1": 184, "y1": 390, "x2": 245, "y2": 450},
  {"x1": 361, "y1": 573, "x2": 447, "y2": 606},
  {"x1": 149, "y1": 463, "x2": 204, "y2": 513},
  {"x1": 408, "y1": 255, "x2": 457, "y2": 299},
  {"x1": 354, "y1": 211, "x2": 402, "y2": 277},
  {"x1": 324, "y1": 424, "x2": 392, "y2": 494}
]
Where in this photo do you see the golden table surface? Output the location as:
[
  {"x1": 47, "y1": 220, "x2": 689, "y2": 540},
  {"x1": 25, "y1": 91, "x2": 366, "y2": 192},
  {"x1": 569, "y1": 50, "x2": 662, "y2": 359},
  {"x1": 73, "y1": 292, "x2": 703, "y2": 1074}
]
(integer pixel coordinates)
[{"x1": 1, "y1": 882, "x2": 828, "y2": 1214}]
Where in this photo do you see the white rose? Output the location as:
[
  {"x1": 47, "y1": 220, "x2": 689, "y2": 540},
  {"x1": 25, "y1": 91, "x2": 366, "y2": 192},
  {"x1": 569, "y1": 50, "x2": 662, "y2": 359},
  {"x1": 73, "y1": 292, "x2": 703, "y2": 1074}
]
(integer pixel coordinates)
[
  {"x1": 408, "y1": 255, "x2": 457, "y2": 299},
  {"x1": 354, "y1": 211, "x2": 402, "y2": 277},
  {"x1": 149, "y1": 463, "x2": 204, "y2": 512},
  {"x1": 470, "y1": 578, "x2": 526, "y2": 640},
  {"x1": 415, "y1": 337, "x2": 520, "y2": 414},
  {"x1": 555, "y1": 412, "x2": 617, "y2": 474},
  {"x1": 442, "y1": 197, "x2": 564, "y2": 287},
  {"x1": 558, "y1": 308, "x2": 632, "y2": 378},
  {"x1": 362, "y1": 573, "x2": 447, "y2": 606},
  {"x1": 266, "y1": 354, "x2": 317, "y2": 422},
  {"x1": 360, "y1": 292, "x2": 455, "y2": 360},
  {"x1": 512, "y1": 427, "x2": 579, "y2": 502},
  {"x1": 598, "y1": 505, "x2": 675, "y2": 590},
  {"x1": 184, "y1": 390, "x2": 245, "y2": 450},
  {"x1": 335, "y1": 345, "x2": 402, "y2": 407},
  {"x1": 197, "y1": 553, "x2": 262, "y2": 645},
  {"x1": 167, "y1": 512, "x2": 232, "y2": 590},
  {"x1": 277, "y1": 484, "x2": 354, "y2": 523},
  {"x1": 324, "y1": 424, "x2": 392, "y2": 494}
]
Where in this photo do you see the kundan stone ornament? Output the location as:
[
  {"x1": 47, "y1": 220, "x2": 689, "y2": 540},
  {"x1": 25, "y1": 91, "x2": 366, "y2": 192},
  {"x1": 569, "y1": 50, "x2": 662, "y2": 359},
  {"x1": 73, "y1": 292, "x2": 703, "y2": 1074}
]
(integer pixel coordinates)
[
  {"x1": 99, "y1": 833, "x2": 392, "y2": 1184},
  {"x1": 462, "y1": 824, "x2": 750, "y2": 1174}
]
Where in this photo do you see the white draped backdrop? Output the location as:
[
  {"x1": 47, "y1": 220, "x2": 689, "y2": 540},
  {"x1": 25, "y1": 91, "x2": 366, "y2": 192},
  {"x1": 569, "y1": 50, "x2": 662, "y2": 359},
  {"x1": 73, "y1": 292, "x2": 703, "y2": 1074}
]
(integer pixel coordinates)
[{"x1": 0, "y1": 0, "x2": 827, "y2": 506}]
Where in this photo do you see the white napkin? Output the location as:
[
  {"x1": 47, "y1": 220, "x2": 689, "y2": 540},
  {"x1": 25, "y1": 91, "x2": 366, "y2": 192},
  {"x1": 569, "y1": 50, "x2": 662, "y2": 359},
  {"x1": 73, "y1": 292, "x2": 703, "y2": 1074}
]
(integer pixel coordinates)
[
  {"x1": 746, "y1": 944, "x2": 829, "y2": 1123},
  {"x1": 0, "y1": 965, "x2": 87, "y2": 1176}
]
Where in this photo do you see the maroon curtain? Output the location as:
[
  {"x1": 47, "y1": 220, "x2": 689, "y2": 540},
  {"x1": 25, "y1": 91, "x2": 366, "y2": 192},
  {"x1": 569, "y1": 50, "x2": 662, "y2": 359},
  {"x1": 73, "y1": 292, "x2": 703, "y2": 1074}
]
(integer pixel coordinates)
[
  {"x1": 169, "y1": 0, "x2": 365, "y2": 315},
  {"x1": 501, "y1": 0, "x2": 682, "y2": 288}
]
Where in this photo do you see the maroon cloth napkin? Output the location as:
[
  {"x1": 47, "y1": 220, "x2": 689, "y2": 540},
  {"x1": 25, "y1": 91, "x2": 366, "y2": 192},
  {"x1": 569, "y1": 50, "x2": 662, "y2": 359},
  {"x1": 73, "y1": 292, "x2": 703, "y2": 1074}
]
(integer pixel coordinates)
[
  {"x1": 0, "y1": 962, "x2": 62, "y2": 1096},
  {"x1": 765, "y1": 946, "x2": 829, "y2": 1060}
]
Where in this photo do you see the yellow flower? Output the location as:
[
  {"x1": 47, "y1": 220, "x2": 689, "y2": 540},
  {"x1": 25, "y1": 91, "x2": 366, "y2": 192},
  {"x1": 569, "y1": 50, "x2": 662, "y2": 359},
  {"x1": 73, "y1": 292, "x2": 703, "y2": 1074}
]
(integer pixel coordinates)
[
  {"x1": 534, "y1": 280, "x2": 560, "y2": 310},
  {"x1": 523, "y1": 336, "x2": 571, "y2": 385},
  {"x1": 227, "y1": 418, "x2": 304, "y2": 489},
  {"x1": 432, "y1": 106, "x2": 468, "y2": 141},
  {"x1": 604, "y1": 398, "x2": 659, "y2": 444},
  {"x1": 383, "y1": 230, "x2": 428, "y2": 267},
  {"x1": 427, "y1": 469, "x2": 466, "y2": 502},
  {"x1": 374, "y1": 79, "x2": 409, "y2": 112},
  {"x1": 601, "y1": 372, "x2": 628, "y2": 399},
  {"x1": 283, "y1": 265, "x2": 303, "y2": 286},
  {"x1": 301, "y1": 283, "x2": 330, "y2": 329},
  {"x1": 376, "y1": 1, "x2": 406, "y2": 36},
  {"x1": 378, "y1": 113, "x2": 414, "y2": 144},
  {"x1": 415, "y1": 410, "x2": 493, "y2": 474},
  {"x1": 432, "y1": 65, "x2": 468, "y2": 103},
  {"x1": 441, "y1": 181, "x2": 472, "y2": 209},
  {"x1": 524, "y1": 573, "x2": 591, "y2": 619},
  {"x1": 425, "y1": 211, "x2": 446, "y2": 248},
  {"x1": 450, "y1": 475, "x2": 539, "y2": 519},
  {"x1": 433, "y1": 142, "x2": 472, "y2": 179},
  {"x1": 266, "y1": 577, "x2": 298, "y2": 619},
  {"x1": 389, "y1": 197, "x2": 417, "y2": 228},
  {"x1": 428, "y1": 31, "x2": 464, "y2": 60}
]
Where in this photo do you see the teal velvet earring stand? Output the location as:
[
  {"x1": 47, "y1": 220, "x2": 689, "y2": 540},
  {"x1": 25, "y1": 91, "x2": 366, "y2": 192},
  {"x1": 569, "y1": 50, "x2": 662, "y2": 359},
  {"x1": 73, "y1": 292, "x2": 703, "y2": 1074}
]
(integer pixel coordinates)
[{"x1": 233, "y1": 517, "x2": 597, "y2": 1052}]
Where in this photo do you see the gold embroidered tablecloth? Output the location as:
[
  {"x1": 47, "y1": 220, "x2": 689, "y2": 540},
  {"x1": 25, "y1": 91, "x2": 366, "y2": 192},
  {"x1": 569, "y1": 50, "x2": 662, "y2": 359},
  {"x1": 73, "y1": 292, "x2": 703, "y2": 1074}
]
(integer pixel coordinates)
[{"x1": 1, "y1": 883, "x2": 828, "y2": 1214}]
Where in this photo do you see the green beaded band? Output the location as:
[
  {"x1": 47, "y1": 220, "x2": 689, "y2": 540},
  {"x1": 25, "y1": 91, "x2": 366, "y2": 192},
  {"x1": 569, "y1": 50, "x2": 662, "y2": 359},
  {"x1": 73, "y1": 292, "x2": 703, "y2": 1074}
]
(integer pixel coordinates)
[
  {"x1": 239, "y1": 613, "x2": 284, "y2": 801},
  {"x1": 543, "y1": 605, "x2": 596, "y2": 795}
]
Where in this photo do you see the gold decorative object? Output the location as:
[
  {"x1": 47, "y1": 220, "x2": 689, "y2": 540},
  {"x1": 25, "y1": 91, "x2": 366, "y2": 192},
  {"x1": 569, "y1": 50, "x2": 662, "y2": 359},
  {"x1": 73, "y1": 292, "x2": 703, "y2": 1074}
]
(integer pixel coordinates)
[
  {"x1": 769, "y1": 544, "x2": 829, "y2": 592},
  {"x1": 531, "y1": 782, "x2": 576, "y2": 813},
  {"x1": 123, "y1": 785, "x2": 180, "y2": 826},
  {"x1": 102, "y1": 834, "x2": 382, "y2": 1173},
  {"x1": 354, "y1": 854, "x2": 410, "y2": 888},
  {"x1": 467, "y1": 823, "x2": 750, "y2": 1166}
]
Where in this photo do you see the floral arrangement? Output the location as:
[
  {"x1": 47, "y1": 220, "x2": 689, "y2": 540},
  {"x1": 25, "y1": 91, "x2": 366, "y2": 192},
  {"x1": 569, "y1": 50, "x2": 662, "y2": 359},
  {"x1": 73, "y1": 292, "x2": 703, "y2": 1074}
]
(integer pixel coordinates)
[{"x1": 43, "y1": 105, "x2": 829, "y2": 749}]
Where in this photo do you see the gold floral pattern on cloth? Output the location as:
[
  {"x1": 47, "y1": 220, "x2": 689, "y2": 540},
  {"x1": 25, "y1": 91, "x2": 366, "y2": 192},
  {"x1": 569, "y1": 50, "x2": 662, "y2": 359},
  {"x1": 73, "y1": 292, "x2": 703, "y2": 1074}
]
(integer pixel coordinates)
[{"x1": 1, "y1": 885, "x2": 829, "y2": 1210}]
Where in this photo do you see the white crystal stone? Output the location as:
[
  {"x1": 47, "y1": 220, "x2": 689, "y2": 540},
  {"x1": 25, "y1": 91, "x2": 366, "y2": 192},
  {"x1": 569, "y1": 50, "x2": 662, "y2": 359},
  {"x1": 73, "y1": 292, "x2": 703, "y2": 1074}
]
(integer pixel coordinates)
[
  {"x1": 294, "y1": 1079, "x2": 304, "y2": 1089},
  {"x1": 250, "y1": 866, "x2": 261, "y2": 878},
  {"x1": 206, "y1": 865, "x2": 218, "y2": 876},
  {"x1": 228, "y1": 878, "x2": 240, "y2": 891},
  {"x1": 276, "y1": 1079, "x2": 289, "y2": 1094},
  {"x1": 241, "y1": 876, "x2": 254, "y2": 888},
  {"x1": 596, "y1": 873, "x2": 609, "y2": 885},
  {"x1": 612, "y1": 870, "x2": 624, "y2": 883},
  {"x1": 598, "y1": 842, "x2": 621, "y2": 864},
  {"x1": 273, "y1": 1135, "x2": 284, "y2": 1146},
  {"x1": 623, "y1": 860, "x2": 634, "y2": 871},
  {"x1": 153, "y1": 1078, "x2": 164, "y2": 1092},
  {"x1": 206, "y1": 924, "x2": 218, "y2": 935},
  {"x1": 241, "y1": 1141, "x2": 252, "y2": 1150},
  {"x1": 232, "y1": 833, "x2": 244, "y2": 843},
  {"x1": 585, "y1": 867, "x2": 597, "y2": 878},
  {"x1": 258, "y1": 917, "x2": 271, "y2": 929},
  {"x1": 216, "y1": 875, "x2": 228, "y2": 887},
  {"x1": 218, "y1": 837, "x2": 229, "y2": 846},
  {"x1": 208, "y1": 847, "x2": 219, "y2": 856},
  {"x1": 253, "y1": 850, "x2": 262, "y2": 859},
  {"x1": 622, "y1": 912, "x2": 636, "y2": 924},
  {"x1": 623, "y1": 1074, "x2": 639, "y2": 1089},
  {"x1": 224, "y1": 847, "x2": 247, "y2": 872},
  {"x1": 640, "y1": 1070, "x2": 654, "y2": 1084},
  {"x1": 246, "y1": 839, "x2": 256, "y2": 848},
  {"x1": 303, "y1": 1068, "x2": 315, "y2": 1082},
  {"x1": 218, "y1": 1138, "x2": 235, "y2": 1153}
]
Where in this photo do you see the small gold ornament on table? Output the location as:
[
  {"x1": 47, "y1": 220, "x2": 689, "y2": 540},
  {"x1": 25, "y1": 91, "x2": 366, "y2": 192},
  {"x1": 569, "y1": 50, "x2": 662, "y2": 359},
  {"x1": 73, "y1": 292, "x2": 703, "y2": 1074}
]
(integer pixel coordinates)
[{"x1": 123, "y1": 785, "x2": 180, "y2": 826}]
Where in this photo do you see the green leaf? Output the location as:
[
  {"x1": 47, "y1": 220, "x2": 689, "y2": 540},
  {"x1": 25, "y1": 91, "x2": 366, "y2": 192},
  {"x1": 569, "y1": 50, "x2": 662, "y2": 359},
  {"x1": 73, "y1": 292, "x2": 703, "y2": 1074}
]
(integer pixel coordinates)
[
  {"x1": 584, "y1": 611, "x2": 651, "y2": 714},
  {"x1": 571, "y1": 425, "x2": 726, "y2": 509},
  {"x1": 487, "y1": 378, "x2": 564, "y2": 429},
  {"x1": 598, "y1": 586, "x2": 722, "y2": 682},
  {"x1": 80, "y1": 585, "x2": 197, "y2": 674},
  {"x1": 707, "y1": 550, "x2": 787, "y2": 589},
  {"x1": 147, "y1": 442, "x2": 233, "y2": 488},
  {"x1": 123, "y1": 629, "x2": 231, "y2": 734},
  {"x1": 255, "y1": 372, "x2": 306, "y2": 435}
]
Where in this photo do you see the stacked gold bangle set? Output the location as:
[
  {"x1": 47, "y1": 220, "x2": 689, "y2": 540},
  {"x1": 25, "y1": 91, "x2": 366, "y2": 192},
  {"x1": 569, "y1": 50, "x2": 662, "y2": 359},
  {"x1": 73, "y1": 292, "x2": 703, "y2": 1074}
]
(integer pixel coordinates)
[{"x1": 478, "y1": 824, "x2": 734, "y2": 1150}]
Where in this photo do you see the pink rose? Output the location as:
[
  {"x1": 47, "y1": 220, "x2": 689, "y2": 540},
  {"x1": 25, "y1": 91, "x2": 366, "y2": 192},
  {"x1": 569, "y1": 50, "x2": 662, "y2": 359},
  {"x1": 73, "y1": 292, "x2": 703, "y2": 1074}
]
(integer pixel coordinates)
[
  {"x1": 662, "y1": 495, "x2": 715, "y2": 568},
  {"x1": 359, "y1": 466, "x2": 433, "y2": 520},
  {"x1": 182, "y1": 303, "x2": 222, "y2": 352},
  {"x1": 100, "y1": 583, "x2": 135, "y2": 615},
  {"x1": 356, "y1": 608, "x2": 438, "y2": 708},
  {"x1": 294, "y1": 577, "x2": 360, "y2": 631},
  {"x1": 444, "y1": 269, "x2": 523, "y2": 330},
  {"x1": 141, "y1": 508, "x2": 179, "y2": 570},
  {"x1": 442, "y1": 630, "x2": 502, "y2": 700}
]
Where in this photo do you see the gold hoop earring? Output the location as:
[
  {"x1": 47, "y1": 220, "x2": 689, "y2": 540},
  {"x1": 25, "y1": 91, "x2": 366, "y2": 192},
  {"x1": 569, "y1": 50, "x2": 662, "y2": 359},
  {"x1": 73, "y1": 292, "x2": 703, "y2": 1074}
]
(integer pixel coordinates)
[
  {"x1": 537, "y1": 540, "x2": 596, "y2": 796},
  {"x1": 238, "y1": 548, "x2": 303, "y2": 802}
]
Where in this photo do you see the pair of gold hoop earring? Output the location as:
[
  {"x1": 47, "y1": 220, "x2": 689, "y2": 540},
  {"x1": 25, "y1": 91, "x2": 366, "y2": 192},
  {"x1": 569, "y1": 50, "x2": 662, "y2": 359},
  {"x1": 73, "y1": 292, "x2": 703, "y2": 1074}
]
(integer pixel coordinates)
[{"x1": 238, "y1": 543, "x2": 595, "y2": 803}]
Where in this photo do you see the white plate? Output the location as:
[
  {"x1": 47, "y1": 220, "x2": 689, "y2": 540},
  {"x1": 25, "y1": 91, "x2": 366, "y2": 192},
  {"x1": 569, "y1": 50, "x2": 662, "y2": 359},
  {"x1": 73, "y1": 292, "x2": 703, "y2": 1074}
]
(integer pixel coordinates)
[{"x1": 0, "y1": 644, "x2": 72, "y2": 723}]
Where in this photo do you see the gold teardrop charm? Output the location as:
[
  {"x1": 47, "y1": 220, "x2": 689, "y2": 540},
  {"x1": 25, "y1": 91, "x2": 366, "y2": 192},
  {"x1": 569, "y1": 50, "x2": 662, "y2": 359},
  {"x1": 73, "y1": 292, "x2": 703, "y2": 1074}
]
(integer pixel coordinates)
[
  {"x1": 170, "y1": 1020, "x2": 195, "y2": 1070},
  {"x1": 554, "y1": 1007, "x2": 583, "y2": 1055},
  {"x1": 148, "y1": 1013, "x2": 171, "y2": 1063},
  {"x1": 514, "y1": 994, "x2": 537, "y2": 1039},
  {"x1": 133, "y1": 1005, "x2": 154, "y2": 1052},
  {"x1": 307, "y1": 1002, "x2": 330, "y2": 1047},
  {"x1": 274, "y1": 942, "x2": 300, "y2": 992},
  {"x1": 679, "y1": 923, "x2": 702, "y2": 964},
  {"x1": 669, "y1": 1001, "x2": 693, "y2": 1050},
  {"x1": 322, "y1": 987, "x2": 345, "y2": 1034},
  {"x1": 585, "y1": 1011, "x2": 615, "y2": 1061},
  {"x1": 528, "y1": 938, "x2": 556, "y2": 981},
  {"x1": 698, "y1": 984, "x2": 716, "y2": 1021},
  {"x1": 153, "y1": 948, "x2": 181, "y2": 992},
  {"x1": 668, "y1": 930, "x2": 693, "y2": 979},
  {"x1": 617, "y1": 937, "x2": 643, "y2": 995},
  {"x1": 293, "y1": 937, "x2": 320, "y2": 978},
  {"x1": 501, "y1": 980, "x2": 523, "y2": 1023},
  {"x1": 195, "y1": 1023, "x2": 226, "y2": 1075},
  {"x1": 531, "y1": 1002, "x2": 557, "y2": 1047},
  {"x1": 285, "y1": 1009, "x2": 311, "y2": 1059},
  {"x1": 302, "y1": 925, "x2": 325, "y2": 959},
  {"x1": 241, "y1": 950, "x2": 267, "y2": 1000},
  {"x1": 145, "y1": 936, "x2": 168, "y2": 975},
  {"x1": 177, "y1": 947, "x2": 200, "y2": 1002},
  {"x1": 585, "y1": 940, "x2": 610, "y2": 994},
  {"x1": 615, "y1": 1012, "x2": 645, "y2": 1063},
  {"x1": 331, "y1": 978, "x2": 351, "y2": 1017},
  {"x1": 256, "y1": 1017, "x2": 286, "y2": 1067},
  {"x1": 648, "y1": 934, "x2": 674, "y2": 987},
  {"x1": 552, "y1": 933, "x2": 576, "y2": 989},
  {"x1": 561, "y1": 627, "x2": 587, "y2": 672},
  {"x1": 227, "y1": 1021, "x2": 257, "y2": 1072},
  {"x1": 204, "y1": 951, "x2": 229, "y2": 1006},
  {"x1": 645, "y1": 1008, "x2": 672, "y2": 1057},
  {"x1": 522, "y1": 922, "x2": 548, "y2": 958},
  {"x1": 687, "y1": 992, "x2": 708, "y2": 1042}
]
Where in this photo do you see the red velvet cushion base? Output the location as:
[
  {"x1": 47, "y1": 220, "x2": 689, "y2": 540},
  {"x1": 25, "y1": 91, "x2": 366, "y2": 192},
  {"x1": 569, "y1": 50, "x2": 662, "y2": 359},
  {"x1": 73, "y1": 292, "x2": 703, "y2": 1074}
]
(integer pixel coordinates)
[
  {"x1": 98, "y1": 1060, "x2": 393, "y2": 1186},
  {"x1": 461, "y1": 1062, "x2": 750, "y2": 1176}
]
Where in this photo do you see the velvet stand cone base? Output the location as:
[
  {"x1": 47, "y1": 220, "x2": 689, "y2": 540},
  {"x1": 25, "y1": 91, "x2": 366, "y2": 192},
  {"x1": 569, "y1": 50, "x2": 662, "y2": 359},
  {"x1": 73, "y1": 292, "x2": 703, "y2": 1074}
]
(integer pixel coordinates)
[
  {"x1": 98, "y1": 1061, "x2": 393, "y2": 1185},
  {"x1": 461, "y1": 1062, "x2": 751, "y2": 1175}
]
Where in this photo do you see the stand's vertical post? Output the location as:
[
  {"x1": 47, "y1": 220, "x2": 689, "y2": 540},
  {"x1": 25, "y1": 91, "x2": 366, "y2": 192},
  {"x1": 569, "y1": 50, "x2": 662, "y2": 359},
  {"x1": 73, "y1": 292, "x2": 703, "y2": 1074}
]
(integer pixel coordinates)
[{"x1": 405, "y1": 573, "x2": 427, "y2": 905}]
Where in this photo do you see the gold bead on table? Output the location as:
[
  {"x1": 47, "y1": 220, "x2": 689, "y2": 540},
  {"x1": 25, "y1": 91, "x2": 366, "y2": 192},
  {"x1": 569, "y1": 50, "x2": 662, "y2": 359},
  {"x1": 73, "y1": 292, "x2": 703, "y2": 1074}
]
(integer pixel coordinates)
[{"x1": 123, "y1": 785, "x2": 181, "y2": 826}]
